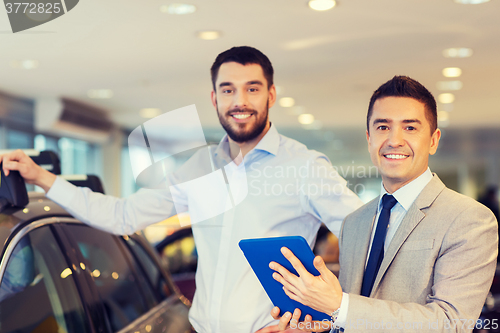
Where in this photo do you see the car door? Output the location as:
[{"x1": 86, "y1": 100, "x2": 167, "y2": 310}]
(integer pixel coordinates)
[
  {"x1": 0, "y1": 220, "x2": 93, "y2": 333},
  {"x1": 59, "y1": 222, "x2": 192, "y2": 333}
]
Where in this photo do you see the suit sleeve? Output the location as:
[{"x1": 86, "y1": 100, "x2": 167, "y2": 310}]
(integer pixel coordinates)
[{"x1": 343, "y1": 204, "x2": 498, "y2": 333}]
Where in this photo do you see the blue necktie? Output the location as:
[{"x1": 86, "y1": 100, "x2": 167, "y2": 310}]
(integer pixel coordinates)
[{"x1": 361, "y1": 194, "x2": 398, "y2": 297}]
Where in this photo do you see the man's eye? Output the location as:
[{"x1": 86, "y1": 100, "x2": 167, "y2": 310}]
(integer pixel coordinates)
[
  {"x1": 406, "y1": 126, "x2": 416, "y2": 131},
  {"x1": 377, "y1": 125, "x2": 388, "y2": 130},
  {"x1": 248, "y1": 87, "x2": 258, "y2": 92},
  {"x1": 222, "y1": 89, "x2": 233, "y2": 94}
]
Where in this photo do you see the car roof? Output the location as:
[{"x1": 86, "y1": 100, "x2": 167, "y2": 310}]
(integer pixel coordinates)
[{"x1": 0, "y1": 192, "x2": 72, "y2": 255}]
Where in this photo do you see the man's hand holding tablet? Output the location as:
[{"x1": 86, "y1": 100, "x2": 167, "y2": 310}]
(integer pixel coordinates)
[{"x1": 269, "y1": 247, "x2": 343, "y2": 332}]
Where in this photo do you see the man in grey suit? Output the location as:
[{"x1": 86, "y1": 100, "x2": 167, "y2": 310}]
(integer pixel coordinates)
[{"x1": 269, "y1": 76, "x2": 498, "y2": 332}]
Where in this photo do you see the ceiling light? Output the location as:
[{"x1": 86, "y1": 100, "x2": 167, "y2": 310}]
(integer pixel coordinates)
[
  {"x1": 160, "y1": 3, "x2": 196, "y2": 14},
  {"x1": 10, "y1": 60, "x2": 39, "y2": 69},
  {"x1": 298, "y1": 114, "x2": 315, "y2": 125},
  {"x1": 308, "y1": 0, "x2": 336, "y2": 11},
  {"x1": 442, "y1": 67, "x2": 462, "y2": 78},
  {"x1": 197, "y1": 31, "x2": 221, "y2": 40},
  {"x1": 436, "y1": 81, "x2": 463, "y2": 91},
  {"x1": 454, "y1": 0, "x2": 490, "y2": 4},
  {"x1": 87, "y1": 89, "x2": 113, "y2": 99},
  {"x1": 140, "y1": 108, "x2": 161, "y2": 118},
  {"x1": 279, "y1": 97, "x2": 295, "y2": 108},
  {"x1": 443, "y1": 48, "x2": 473, "y2": 58},
  {"x1": 438, "y1": 93, "x2": 455, "y2": 104}
]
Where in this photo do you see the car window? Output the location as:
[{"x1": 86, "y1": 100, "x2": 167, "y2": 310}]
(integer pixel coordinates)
[
  {"x1": 124, "y1": 236, "x2": 172, "y2": 300},
  {"x1": 0, "y1": 226, "x2": 89, "y2": 333},
  {"x1": 63, "y1": 225, "x2": 154, "y2": 331}
]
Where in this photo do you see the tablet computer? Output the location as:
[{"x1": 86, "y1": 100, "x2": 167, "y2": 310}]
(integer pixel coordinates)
[{"x1": 239, "y1": 236, "x2": 330, "y2": 322}]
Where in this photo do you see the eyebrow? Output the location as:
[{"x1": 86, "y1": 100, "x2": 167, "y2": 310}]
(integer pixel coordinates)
[
  {"x1": 247, "y1": 80, "x2": 264, "y2": 86},
  {"x1": 218, "y1": 80, "x2": 264, "y2": 89},
  {"x1": 372, "y1": 118, "x2": 422, "y2": 125},
  {"x1": 218, "y1": 82, "x2": 233, "y2": 88}
]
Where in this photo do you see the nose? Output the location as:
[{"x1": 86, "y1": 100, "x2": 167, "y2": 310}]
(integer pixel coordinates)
[
  {"x1": 234, "y1": 91, "x2": 248, "y2": 109},
  {"x1": 387, "y1": 128, "x2": 404, "y2": 147}
]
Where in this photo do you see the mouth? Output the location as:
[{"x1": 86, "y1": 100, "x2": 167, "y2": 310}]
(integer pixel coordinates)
[
  {"x1": 231, "y1": 113, "x2": 252, "y2": 120},
  {"x1": 383, "y1": 153, "x2": 409, "y2": 160},
  {"x1": 229, "y1": 111, "x2": 254, "y2": 122}
]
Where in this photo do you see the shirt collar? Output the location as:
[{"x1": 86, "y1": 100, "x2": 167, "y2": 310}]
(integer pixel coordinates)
[
  {"x1": 214, "y1": 123, "x2": 280, "y2": 160},
  {"x1": 379, "y1": 168, "x2": 433, "y2": 211},
  {"x1": 252, "y1": 123, "x2": 280, "y2": 156}
]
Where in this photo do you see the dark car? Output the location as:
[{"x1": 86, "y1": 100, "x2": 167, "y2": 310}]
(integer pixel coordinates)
[{"x1": 0, "y1": 169, "x2": 193, "y2": 333}]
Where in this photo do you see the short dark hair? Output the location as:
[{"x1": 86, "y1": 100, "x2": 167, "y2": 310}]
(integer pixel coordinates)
[
  {"x1": 366, "y1": 76, "x2": 437, "y2": 134},
  {"x1": 210, "y1": 46, "x2": 274, "y2": 91}
]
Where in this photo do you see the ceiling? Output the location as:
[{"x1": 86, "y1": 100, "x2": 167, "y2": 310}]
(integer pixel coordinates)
[{"x1": 0, "y1": 0, "x2": 499, "y2": 174}]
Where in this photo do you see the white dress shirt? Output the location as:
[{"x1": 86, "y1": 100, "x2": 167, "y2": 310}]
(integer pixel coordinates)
[{"x1": 47, "y1": 124, "x2": 363, "y2": 333}]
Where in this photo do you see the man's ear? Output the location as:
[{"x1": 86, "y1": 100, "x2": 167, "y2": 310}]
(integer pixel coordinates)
[
  {"x1": 429, "y1": 128, "x2": 441, "y2": 155},
  {"x1": 211, "y1": 90, "x2": 217, "y2": 109},
  {"x1": 268, "y1": 84, "x2": 277, "y2": 108}
]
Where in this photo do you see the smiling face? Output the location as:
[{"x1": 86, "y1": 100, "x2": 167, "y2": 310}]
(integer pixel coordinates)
[
  {"x1": 367, "y1": 96, "x2": 441, "y2": 193},
  {"x1": 211, "y1": 62, "x2": 276, "y2": 144}
]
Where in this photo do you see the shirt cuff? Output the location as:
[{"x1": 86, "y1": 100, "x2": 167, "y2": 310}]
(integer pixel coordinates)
[
  {"x1": 332, "y1": 292, "x2": 349, "y2": 329},
  {"x1": 46, "y1": 176, "x2": 79, "y2": 208}
]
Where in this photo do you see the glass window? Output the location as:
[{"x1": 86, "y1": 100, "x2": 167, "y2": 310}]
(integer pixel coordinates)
[
  {"x1": 58, "y1": 137, "x2": 103, "y2": 177},
  {"x1": 124, "y1": 237, "x2": 172, "y2": 300},
  {"x1": 0, "y1": 227, "x2": 89, "y2": 333},
  {"x1": 6, "y1": 129, "x2": 33, "y2": 149},
  {"x1": 35, "y1": 134, "x2": 60, "y2": 154},
  {"x1": 63, "y1": 225, "x2": 153, "y2": 331}
]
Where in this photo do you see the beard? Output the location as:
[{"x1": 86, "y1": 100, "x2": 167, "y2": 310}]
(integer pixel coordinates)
[{"x1": 217, "y1": 102, "x2": 269, "y2": 143}]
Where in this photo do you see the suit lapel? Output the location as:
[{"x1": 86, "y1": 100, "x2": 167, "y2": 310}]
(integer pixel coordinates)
[
  {"x1": 345, "y1": 199, "x2": 378, "y2": 294},
  {"x1": 370, "y1": 175, "x2": 446, "y2": 296}
]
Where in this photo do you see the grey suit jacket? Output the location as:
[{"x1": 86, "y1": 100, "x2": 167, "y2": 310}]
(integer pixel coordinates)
[{"x1": 338, "y1": 175, "x2": 498, "y2": 332}]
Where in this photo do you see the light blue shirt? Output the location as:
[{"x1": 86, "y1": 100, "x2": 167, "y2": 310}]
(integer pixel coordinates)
[
  {"x1": 334, "y1": 168, "x2": 433, "y2": 330},
  {"x1": 47, "y1": 124, "x2": 363, "y2": 333}
]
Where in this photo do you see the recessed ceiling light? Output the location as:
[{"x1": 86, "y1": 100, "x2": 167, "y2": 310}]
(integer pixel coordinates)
[
  {"x1": 438, "y1": 93, "x2": 455, "y2": 104},
  {"x1": 454, "y1": 0, "x2": 490, "y2": 4},
  {"x1": 443, "y1": 48, "x2": 473, "y2": 58},
  {"x1": 279, "y1": 97, "x2": 295, "y2": 108},
  {"x1": 436, "y1": 81, "x2": 463, "y2": 91},
  {"x1": 196, "y1": 31, "x2": 221, "y2": 40},
  {"x1": 442, "y1": 67, "x2": 462, "y2": 78},
  {"x1": 160, "y1": 3, "x2": 196, "y2": 14},
  {"x1": 140, "y1": 108, "x2": 161, "y2": 118},
  {"x1": 308, "y1": 0, "x2": 336, "y2": 11},
  {"x1": 87, "y1": 89, "x2": 113, "y2": 99},
  {"x1": 10, "y1": 60, "x2": 39, "y2": 69},
  {"x1": 298, "y1": 114, "x2": 315, "y2": 125}
]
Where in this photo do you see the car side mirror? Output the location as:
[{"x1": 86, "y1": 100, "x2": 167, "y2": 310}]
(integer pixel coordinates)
[{"x1": 0, "y1": 162, "x2": 29, "y2": 213}]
